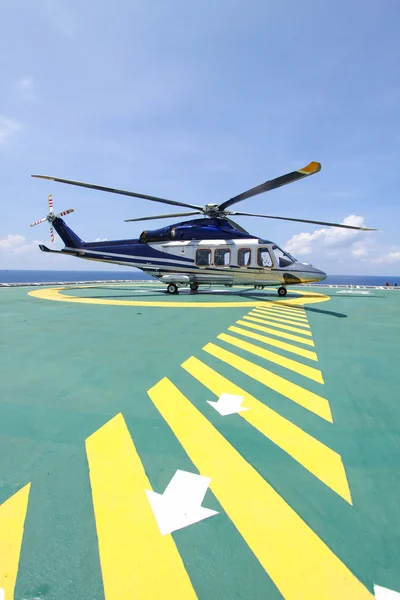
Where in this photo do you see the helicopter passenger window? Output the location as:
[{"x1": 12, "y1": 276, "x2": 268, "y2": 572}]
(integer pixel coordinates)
[
  {"x1": 214, "y1": 248, "x2": 231, "y2": 266},
  {"x1": 195, "y1": 248, "x2": 211, "y2": 266},
  {"x1": 238, "y1": 248, "x2": 251, "y2": 267},
  {"x1": 257, "y1": 248, "x2": 273, "y2": 268}
]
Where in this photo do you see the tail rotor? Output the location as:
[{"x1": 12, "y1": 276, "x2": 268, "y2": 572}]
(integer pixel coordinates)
[{"x1": 30, "y1": 194, "x2": 74, "y2": 243}]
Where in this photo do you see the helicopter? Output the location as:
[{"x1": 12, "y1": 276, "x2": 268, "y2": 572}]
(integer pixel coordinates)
[{"x1": 30, "y1": 161, "x2": 375, "y2": 296}]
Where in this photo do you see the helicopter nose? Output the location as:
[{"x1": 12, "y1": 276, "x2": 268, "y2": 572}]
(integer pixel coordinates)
[
  {"x1": 292, "y1": 263, "x2": 327, "y2": 283},
  {"x1": 315, "y1": 268, "x2": 327, "y2": 282}
]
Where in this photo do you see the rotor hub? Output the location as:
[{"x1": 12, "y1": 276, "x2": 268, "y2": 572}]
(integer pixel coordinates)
[{"x1": 203, "y1": 204, "x2": 225, "y2": 218}]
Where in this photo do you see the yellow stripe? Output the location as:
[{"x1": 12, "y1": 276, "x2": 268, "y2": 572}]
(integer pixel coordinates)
[
  {"x1": 85, "y1": 413, "x2": 197, "y2": 600},
  {"x1": 182, "y1": 357, "x2": 351, "y2": 503},
  {"x1": 251, "y1": 309, "x2": 310, "y2": 327},
  {"x1": 29, "y1": 286, "x2": 331, "y2": 309},
  {"x1": 243, "y1": 315, "x2": 312, "y2": 336},
  {"x1": 256, "y1": 292, "x2": 326, "y2": 308},
  {"x1": 228, "y1": 325, "x2": 318, "y2": 360},
  {"x1": 254, "y1": 306, "x2": 308, "y2": 321},
  {"x1": 257, "y1": 301, "x2": 306, "y2": 312},
  {"x1": 257, "y1": 302, "x2": 306, "y2": 313},
  {"x1": 203, "y1": 343, "x2": 332, "y2": 421},
  {"x1": 148, "y1": 378, "x2": 371, "y2": 600},
  {"x1": 236, "y1": 319, "x2": 315, "y2": 346},
  {"x1": 217, "y1": 333, "x2": 323, "y2": 383},
  {"x1": 254, "y1": 310, "x2": 308, "y2": 324},
  {"x1": 0, "y1": 483, "x2": 31, "y2": 600}
]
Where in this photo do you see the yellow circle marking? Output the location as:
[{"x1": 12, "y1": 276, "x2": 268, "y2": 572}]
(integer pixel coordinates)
[{"x1": 28, "y1": 285, "x2": 330, "y2": 308}]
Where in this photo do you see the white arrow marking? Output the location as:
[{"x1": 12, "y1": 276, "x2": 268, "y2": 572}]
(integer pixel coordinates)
[
  {"x1": 207, "y1": 393, "x2": 249, "y2": 416},
  {"x1": 374, "y1": 585, "x2": 400, "y2": 599},
  {"x1": 146, "y1": 469, "x2": 218, "y2": 535}
]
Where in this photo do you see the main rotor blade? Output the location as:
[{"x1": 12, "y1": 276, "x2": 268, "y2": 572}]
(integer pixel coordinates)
[
  {"x1": 124, "y1": 211, "x2": 202, "y2": 222},
  {"x1": 218, "y1": 161, "x2": 321, "y2": 211},
  {"x1": 31, "y1": 175, "x2": 203, "y2": 211},
  {"x1": 230, "y1": 211, "x2": 377, "y2": 231}
]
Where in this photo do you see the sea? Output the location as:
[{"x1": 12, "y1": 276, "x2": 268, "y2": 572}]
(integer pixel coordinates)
[{"x1": 1, "y1": 270, "x2": 399, "y2": 286}]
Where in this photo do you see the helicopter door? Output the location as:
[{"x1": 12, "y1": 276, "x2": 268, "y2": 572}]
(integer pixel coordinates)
[{"x1": 257, "y1": 247, "x2": 273, "y2": 269}]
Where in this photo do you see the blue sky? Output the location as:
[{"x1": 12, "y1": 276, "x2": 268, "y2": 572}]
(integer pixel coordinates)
[{"x1": 1, "y1": 0, "x2": 400, "y2": 274}]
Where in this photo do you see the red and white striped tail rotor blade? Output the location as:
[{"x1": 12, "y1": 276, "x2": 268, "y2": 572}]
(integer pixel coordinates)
[
  {"x1": 56, "y1": 208, "x2": 74, "y2": 218},
  {"x1": 48, "y1": 194, "x2": 54, "y2": 213},
  {"x1": 30, "y1": 217, "x2": 47, "y2": 227},
  {"x1": 50, "y1": 227, "x2": 55, "y2": 243}
]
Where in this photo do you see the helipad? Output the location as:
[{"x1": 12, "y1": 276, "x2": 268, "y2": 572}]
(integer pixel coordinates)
[
  {"x1": 28, "y1": 282, "x2": 330, "y2": 308},
  {"x1": 1, "y1": 283, "x2": 400, "y2": 599}
]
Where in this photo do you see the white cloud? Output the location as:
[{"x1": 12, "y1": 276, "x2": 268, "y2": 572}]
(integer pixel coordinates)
[
  {"x1": 0, "y1": 234, "x2": 42, "y2": 256},
  {"x1": 0, "y1": 232, "x2": 134, "y2": 270},
  {"x1": 283, "y1": 216, "x2": 400, "y2": 274},
  {"x1": 373, "y1": 251, "x2": 400, "y2": 264},
  {"x1": 17, "y1": 76, "x2": 35, "y2": 98},
  {"x1": 284, "y1": 215, "x2": 369, "y2": 260},
  {"x1": 0, "y1": 116, "x2": 22, "y2": 145},
  {"x1": 351, "y1": 240, "x2": 369, "y2": 259},
  {"x1": 0, "y1": 233, "x2": 61, "y2": 269}
]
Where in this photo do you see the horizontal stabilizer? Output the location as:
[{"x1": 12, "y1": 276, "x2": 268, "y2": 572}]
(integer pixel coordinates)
[{"x1": 39, "y1": 245, "x2": 63, "y2": 253}]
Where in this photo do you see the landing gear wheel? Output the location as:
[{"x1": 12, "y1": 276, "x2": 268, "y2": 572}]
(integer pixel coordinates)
[
  {"x1": 190, "y1": 283, "x2": 199, "y2": 292},
  {"x1": 277, "y1": 286, "x2": 287, "y2": 297},
  {"x1": 167, "y1": 283, "x2": 178, "y2": 294}
]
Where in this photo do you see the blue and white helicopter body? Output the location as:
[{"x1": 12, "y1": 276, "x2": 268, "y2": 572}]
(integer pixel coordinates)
[
  {"x1": 31, "y1": 162, "x2": 374, "y2": 296},
  {"x1": 43, "y1": 216, "x2": 326, "y2": 293}
]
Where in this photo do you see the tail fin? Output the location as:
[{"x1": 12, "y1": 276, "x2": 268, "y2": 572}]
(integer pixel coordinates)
[{"x1": 52, "y1": 217, "x2": 84, "y2": 248}]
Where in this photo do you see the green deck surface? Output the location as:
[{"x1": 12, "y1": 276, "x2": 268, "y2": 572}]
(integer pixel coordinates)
[{"x1": 1, "y1": 284, "x2": 400, "y2": 599}]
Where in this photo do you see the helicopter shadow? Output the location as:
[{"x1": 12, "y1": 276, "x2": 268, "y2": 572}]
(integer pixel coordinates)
[
  {"x1": 233, "y1": 289, "x2": 348, "y2": 318},
  {"x1": 71, "y1": 286, "x2": 348, "y2": 318}
]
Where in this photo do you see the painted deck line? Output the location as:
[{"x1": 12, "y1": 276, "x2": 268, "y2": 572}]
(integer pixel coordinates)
[
  {"x1": 29, "y1": 286, "x2": 330, "y2": 308},
  {"x1": 147, "y1": 378, "x2": 371, "y2": 600},
  {"x1": 252, "y1": 311, "x2": 309, "y2": 326},
  {"x1": 243, "y1": 315, "x2": 313, "y2": 336},
  {"x1": 203, "y1": 343, "x2": 332, "y2": 421},
  {"x1": 0, "y1": 484, "x2": 31, "y2": 600},
  {"x1": 256, "y1": 303, "x2": 306, "y2": 315},
  {"x1": 228, "y1": 325, "x2": 318, "y2": 361},
  {"x1": 217, "y1": 333, "x2": 324, "y2": 383},
  {"x1": 249, "y1": 310, "x2": 311, "y2": 329},
  {"x1": 182, "y1": 357, "x2": 351, "y2": 502},
  {"x1": 236, "y1": 319, "x2": 315, "y2": 346},
  {"x1": 253, "y1": 307, "x2": 308, "y2": 322},
  {"x1": 85, "y1": 414, "x2": 197, "y2": 600}
]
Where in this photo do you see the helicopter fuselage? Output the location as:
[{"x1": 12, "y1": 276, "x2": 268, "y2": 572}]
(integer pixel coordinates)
[{"x1": 42, "y1": 216, "x2": 327, "y2": 291}]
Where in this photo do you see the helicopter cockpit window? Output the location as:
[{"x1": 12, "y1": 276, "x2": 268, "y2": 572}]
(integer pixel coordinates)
[
  {"x1": 271, "y1": 244, "x2": 295, "y2": 268},
  {"x1": 214, "y1": 248, "x2": 231, "y2": 266},
  {"x1": 238, "y1": 248, "x2": 251, "y2": 267},
  {"x1": 195, "y1": 248, "x2": 211, "y2": 266},
  {"x1": 257, "y1": 247, "x2": 273, "y2": 268}
]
